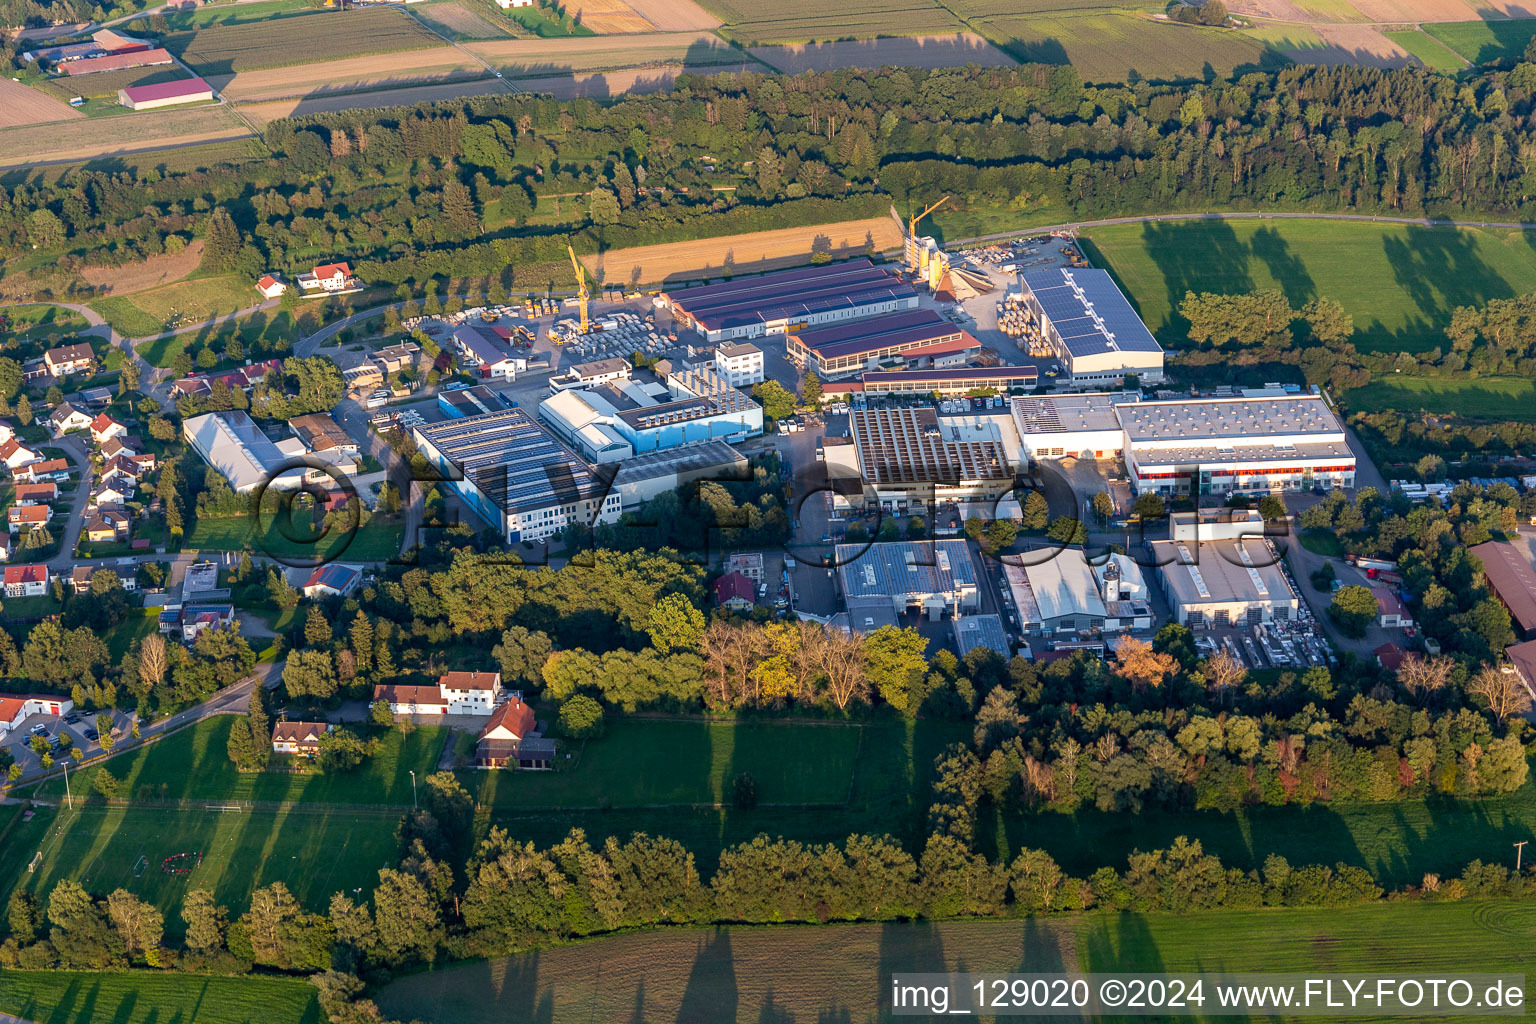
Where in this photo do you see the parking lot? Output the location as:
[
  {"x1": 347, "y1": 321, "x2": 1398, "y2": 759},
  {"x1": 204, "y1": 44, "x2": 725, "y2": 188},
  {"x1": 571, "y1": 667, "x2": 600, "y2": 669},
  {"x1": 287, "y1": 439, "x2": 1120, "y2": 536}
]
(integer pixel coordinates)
[{"x1": 3, "y1": 706, "x2": 131, "y2": 778}]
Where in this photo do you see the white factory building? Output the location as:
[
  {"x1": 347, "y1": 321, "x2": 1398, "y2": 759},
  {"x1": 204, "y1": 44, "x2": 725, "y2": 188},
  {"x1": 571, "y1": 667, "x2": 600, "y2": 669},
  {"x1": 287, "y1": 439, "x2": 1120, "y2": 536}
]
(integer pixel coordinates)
[
  {"x1": 1118, "y1": 395, "x2": 1356, "y2": 496},
  {"x1": 1010, "y1": 393, "x2": 1136, "y2": 461},
  {"x1": 1148, "y1": 538, "x2": 1300, "y2": 627},
  {"x1": 842, "y1": 407, "x2": 1015, "y2": 512},
  {"x1": 1016, "y1": 269, "x2": 1165, "y2": 385}
]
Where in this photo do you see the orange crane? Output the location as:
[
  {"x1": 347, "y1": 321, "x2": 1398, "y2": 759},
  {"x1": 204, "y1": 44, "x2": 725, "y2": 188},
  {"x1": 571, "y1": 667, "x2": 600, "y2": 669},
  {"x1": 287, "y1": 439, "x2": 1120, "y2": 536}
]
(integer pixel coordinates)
[
  {"x1": 907, "y1": 196, "x2": 950, "y2": 258},
  {"x1": 567, "y1": 244, "x2": 589, "y2": 335}
]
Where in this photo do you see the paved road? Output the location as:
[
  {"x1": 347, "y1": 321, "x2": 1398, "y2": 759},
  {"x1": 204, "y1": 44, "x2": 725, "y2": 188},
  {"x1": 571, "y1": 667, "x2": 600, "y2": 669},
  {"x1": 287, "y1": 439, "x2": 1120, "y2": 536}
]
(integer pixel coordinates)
[{"x1": 41, "y1": 436, "x2": 94, "y2": 575}]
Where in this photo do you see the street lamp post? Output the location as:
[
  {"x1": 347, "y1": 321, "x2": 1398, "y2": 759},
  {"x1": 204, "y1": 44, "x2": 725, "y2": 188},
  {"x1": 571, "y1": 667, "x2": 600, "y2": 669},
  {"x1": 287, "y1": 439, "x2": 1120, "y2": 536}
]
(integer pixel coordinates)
[
  {"x1": 63, "y1": 761, "x2": 72, "y2": 811},
  {"x1": 409, "y1": 769, "x2": 417, "y2": 809}
]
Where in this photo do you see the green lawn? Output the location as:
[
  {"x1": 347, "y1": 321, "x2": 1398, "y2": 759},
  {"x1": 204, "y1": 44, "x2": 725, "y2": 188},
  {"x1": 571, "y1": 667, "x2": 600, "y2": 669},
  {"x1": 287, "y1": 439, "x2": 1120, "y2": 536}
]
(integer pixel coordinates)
[
  {"x1": 101, "y1": 612, "x2": 160, "y2": 662},
  {"x1": 0, "y1": 303, "x2": 88, "y2": 343},
  {"x1": 1083, "y1": 218, "x2": 1536, "y2": 354},
  {"x1": 1382, "y1": 28, "x2": 1468, "y2": 71},
  {"x1": 136, "y1": 308, "x2": 299, "y2": 368},
  {"x1": 0, "y1": 970, "x2": 322, "y2": 1024},
  {"x1": 1426, "y1": 18, "x2": 1536, "y2": 64},
  {"x1": 0, "y1": 802, "x2": 399, "y2": 913},
  {"x1": 1297, "y1": 528, "x2": 1344, "y2": 557},
  {"x1": 1343, "y1": 374, "x2": 1536, "y2": 420},
  {"x1": 28, "y1": 717, "x2": 449, "y2": 807},
  {"x1": 92, "y1": 274, "x2": 263, "y2": 342},
  {"x1": 184, "y1": 514, "x2": 403, "y2": 564},
  {"x1": 985, "y1": 756, "x2": 1536, "y2": 889}
]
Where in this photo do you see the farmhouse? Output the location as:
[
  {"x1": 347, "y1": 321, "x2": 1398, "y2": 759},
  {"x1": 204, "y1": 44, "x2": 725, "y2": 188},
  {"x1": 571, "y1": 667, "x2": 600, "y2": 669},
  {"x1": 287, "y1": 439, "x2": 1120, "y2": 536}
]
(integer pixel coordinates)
[
  {"x1": 1149, "y1": 538, "x2": 1300, "y2": 627},
  {"x1": 272, "y1": 721, "x2": 332, "y2": 757},
  {"x1": 44, "y1": 343, "x2": 95, "y2": 378},
  {"x1": 3, "y1": 564, "x2": 49, "y2": 597},
  {"x1": 1468, "y1": 541, "x2": 1536, "y2": 639},
  {"x1": 1016, "y1": 268, "x2": 1165, "y2": 385},
  {"x1": 476, "y1": 697, "x2": 554, "y2": 768},
  {"x1": 663, "y1": 260, "x2": 918, "y2": 343},
  {"x1": 118, "y1": 77, "x2": 213, "y2": 109},
  {"x1": 374, "y1": 683, "x2": 448, "y2": 715},
  {"x1": 297, "y1": 261, "x2": 353, "y2": 293}
]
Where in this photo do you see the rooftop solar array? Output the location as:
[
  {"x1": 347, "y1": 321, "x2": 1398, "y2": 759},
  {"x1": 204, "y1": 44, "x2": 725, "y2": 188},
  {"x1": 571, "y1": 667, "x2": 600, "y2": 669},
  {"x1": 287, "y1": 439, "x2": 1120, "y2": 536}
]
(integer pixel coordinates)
[
  {"x1": 1115, "y1": 396, "x2": 1345, "y2": 443},
  {"x1": 416, "y1": 409, "x2": 607, "y2": 516},
  {"x1": 851, "y1": 407, "x2": 1010, "y2": 485},
  {"x1": 834, "y1": 540, "x2": 977, "y2": 601},
  {"x1": 791, "y1": 309, "x2": 959, "y2": 360},
  {"x1": 665, "y1": 260, "x2": 915, "y2": 331},
  {"x1": 1019, "y1": 268, "x2": 1162, "y2": 359},
  {"x1": 953, "y1": 614, "x2": 1010, "y2": 660}
]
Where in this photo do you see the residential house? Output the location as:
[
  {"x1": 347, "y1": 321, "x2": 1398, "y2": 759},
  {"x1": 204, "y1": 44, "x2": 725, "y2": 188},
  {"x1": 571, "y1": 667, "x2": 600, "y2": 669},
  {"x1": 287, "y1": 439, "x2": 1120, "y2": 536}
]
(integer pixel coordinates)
[
  {"x1": 11, "y1": 482, "x2": 56, "y2": 506},
  {"x1": 371, "y1": 342, "x2": 421, "y2": 375},
  {"x1": 1374, "y1": 642, "x2": 1405, "y2": 673},
  {"x1": 256, "y1": 274, "x2": 288, "y2": 299},
  {"x1": 439, "y1": 671, "x2": 501, "y2": 715},
  {"x1": 0, "y1": 422, "x2": 13, "y2": 446},
  {"x1": 171, "y1": 360, "x2": 282, "y2": 400},
  {"x1": 89, "y1": 413, "x2": 127, "y2": 445},
  {"x1": 130, "y1": 452, "x2": 158, "y2": 474},
  {"x1": 19, "y1": 459, "x2": 69, "y2": 483},
  {"x1": 0, "y1": 693, "x2": 73, "y2": 740},
  {"x1": 100, "y1": 454, "x2": 142, "y2": 485},
  {"x1": 3, "y1": 564, "x2": 49, "y2": 597},
  {"x1": 43, "y1": 343, "x2": 95, "y2": 378},
  {"x1": 373, "y1": 683, "x2": 448, "y2": 715},
  {"x1": 100, "y1": 437, "x2": 135, "y2": 461},
  {"x1": 289, "y1": 413, "x2": 359, "y2": 456},
  {"x1": 713, "y1": 571, "x2": 755, "y2": 611},
  {"x1": 84, "y1": 509, "x2": 131, "y2": 542},
  {"x1": 0, "y1": 439, "x2": 40, "y2": 471},
  {"x1": 91, "y1": 482, "x2": 132, "y2": 508},
  {"x1": 68, "y1": 565, "x2": 134, "y2": 594},
  {"x1": 48, "y1": 402, "x2": 92, "y2": 437},
  {"x1": 1373, "y1": 587, "x2": 1413, "y2": 629},
  {"x1": 475, "y1": 697, "x2": 554, "y2": 768},
  {"x1": 300, "y1": 563, "x2": 361, "y2": 599},
  {"x1": 158, "y1": 604, "x2": 233, "y2": 641},
  {"x1": 7, "y1": 504, "x2": 50, "y2": 533},
  {"x1": 0, "y1": 534, "x2": 14, "y2": 562},
  {"x1": 297, "y1": 261, "x2": 352, "y2": 293},
  {"x1": 271, "y1": 720, "x2": 332, "y2": 756}
]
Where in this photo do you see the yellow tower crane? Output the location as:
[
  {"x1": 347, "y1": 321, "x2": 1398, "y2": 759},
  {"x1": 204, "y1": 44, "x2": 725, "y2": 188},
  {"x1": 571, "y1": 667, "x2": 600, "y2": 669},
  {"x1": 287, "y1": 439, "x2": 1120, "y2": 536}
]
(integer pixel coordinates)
[
  {"x1": 905, "y1": 195, "x2": 951, "y2": 270},
  {"x1": 568, "y1": 243, "x2": 589, "y2": 336}
]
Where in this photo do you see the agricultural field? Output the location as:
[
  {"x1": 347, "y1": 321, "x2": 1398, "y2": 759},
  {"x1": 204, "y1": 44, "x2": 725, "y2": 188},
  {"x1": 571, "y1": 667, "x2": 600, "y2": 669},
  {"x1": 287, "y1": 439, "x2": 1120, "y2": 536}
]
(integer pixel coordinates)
[
  {"x1": 1082, "y1": 217, "x2": 1536, "y2": 354},
  {"x1": 1231, "y1": 0, "x2": 1481, "y2": 20},
  {"x1": 79, "y1": 240, "x2": 205, "y2": 296},
  {"x1": 750, "y1": 31, "x2": 1015, "y2": 72},
  {"x1": 0, "y1": 137, "x2": 269, "y2": 186},
  {"x1": 162, "y1": 0, "x2": 317, "y2": 28},
  {"x1": 412, "y1": 0, "x2": 516, "y2": 40},
  {"x1": 696, "y1": 0, "x2": 965, "y2": 45},
  {"x1": 0, "y1": 76, "x2": 85, "y2": 129},
  {"x1": 1382, "y1": 27, "x2": 1470, "y2": 69},
  {"x1": 238, "y1": 78, "x2": 511, "y2": 124},
  {"x1": 1426, "y1": 17, "x2": 1536, "y2": 63},
  {"x1": 0, "y1": 105, "x2": 253, "y2": 169},
  {"x1": 1343, "y1": 374, "x2": 1536, "y2": 420},
  {"x1": 582, "y1": 215, "x2": 905, "y2": 286},
  {"x1": 563, "y1": 0, "x2": 656, "y2": 33},
  {"x1": 165, "y1": 7, "x2": 447, "y2": 76},
  {"x1": 464, "y1": 31, "x2": 749, "y2": 75},
  {"x1": 37, "y1": 65, "x2": 194, "y2": 102},
  {"x1": 377, "y1": 903, "x2": 1536, "y2": 1024},
  {"x1": 92, "y1": 272, "x2": 264, "y2": 338},
  {"x1": 975, "y1": 13, "x2": 1278, "y2": 82},
  {"x1": 1291, "y1": 25, "x2": 1415, "y2": 67},
  {"x1": 209, "y1": 47, "x2": 487, "y2": 102},
  {"x1": 623, "y1": 0, "x2": 721, "y2": 30},
  {"x1": 0, "y1": 971, "x2": 322, "y2": 1024}
]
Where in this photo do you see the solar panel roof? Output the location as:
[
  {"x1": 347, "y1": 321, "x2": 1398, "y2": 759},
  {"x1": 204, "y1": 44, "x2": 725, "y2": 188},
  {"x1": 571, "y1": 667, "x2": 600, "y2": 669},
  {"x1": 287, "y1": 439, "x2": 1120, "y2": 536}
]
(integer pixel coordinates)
[
  {"x1": 666, "y1": 260, "x2": 915, "y2": 331},
  {"x1": 792, "y1": 309, "x2": 959, "y2": 359},
  {"x1": 1021, "y1": 268, "x2": 1162, "y2": 359}
]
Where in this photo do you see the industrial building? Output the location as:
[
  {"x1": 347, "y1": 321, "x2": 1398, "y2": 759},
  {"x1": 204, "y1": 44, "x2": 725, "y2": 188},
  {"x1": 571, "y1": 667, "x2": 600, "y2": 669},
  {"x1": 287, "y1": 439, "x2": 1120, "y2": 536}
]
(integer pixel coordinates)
[
  {"x1": 1469, "y1": 541, "x2": 1536, "y2": 639},
  {"x1": 609, "y1": 440, "x2": 749, "y2": 510},
  {"x1": 1148, "y1": 538, "x2": 1300, "y2": 627},
  {"x1": 438, "y1": 384, "x2": 514, "y2": 420},
  {"x1": 1016, "y1": 268, "x2": 1164, "y2": 385},
  {"x1": 1118, "y1": 395, "x2": 1356, "y2": 496},
  {"x1": 1010, "y1": 394, "x2": 1132, "y2": 460},
  {"x1": 844, "y1": 407, "x2": 1014, "y2": 512},
  {"x1": 183, "y1": 411, "x2": 288, "y2": 493},
  {"x1": 662, "y1": 260, "x2": 917, "y2": 343},
  {"x1": 836, "y1": 540, "x2": 979, "y2": 621},
  {"x1": 549, "y1": 357, "x2": 632, "y2": 393},
  {"x1": 823, "y1": 365, "x2": 1039, "y2": 399},
  {"x1": 1169, "y1": 508, "x2": 1271, "y2": 544},
  {"x1": 1003, "y1": 553, "x2": 1106, "y2": 636},
  {"x1": 411, "y1": 409, "x2": 622, "y2": 544},
  {"x1": 538, "y1": 364, "x2": 761, "y2": 463},
  {"x1": 453, "y1": 324, "x2": 525, "y2": 379},
  {"x1": 785, "y1": 309, "x2": 976, "y2": 380},
  {"x1": 707, "y1": 342, "x2": 766, "y2": 387},
  {"x1": 954, "y1": 614, "x2": 1011, "y2": 661}
]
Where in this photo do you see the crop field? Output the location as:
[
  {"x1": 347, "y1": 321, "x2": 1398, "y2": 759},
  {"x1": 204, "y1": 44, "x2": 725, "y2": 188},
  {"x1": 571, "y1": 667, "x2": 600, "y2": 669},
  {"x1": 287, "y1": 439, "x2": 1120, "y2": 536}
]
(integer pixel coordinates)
[
  {"x1": 210, "y1": 47, "x2": 486, "y2": 101},
  {"x1": 0, "y1": 971, "x2": 322, "y2": 1024},
  {"x1": 696, "y1": 0, "x2": 965, "y2": 45},
  {"x1": 1343, "y1": 374, "x2": 1536, "y2": 419},
  {"x1": 239, "y1": 78, "x2": 511, "y2": 123},
  {"x1": 976, "y1": 12, "x2": 1277, "y2": 82},
  {"x1": 378, "y1": 903, "x2": 1535, "y2": 1024},
  {"x1": 564, "y1": 0, "x2": 656, "y2": 33},
  {"x1": 166, "y1": 8, "x2": 447, "y2": 75},
  {"x1": 1427, "y1": 17, "x2": 1536, "y2": 63},
  {"x1": 38, "y1": 65, "x2": 193, "y2": 101},
  {"x1": 0, "y1": 802, "x2": 399, "y2": 912},
  {"x1": 0, "y1": 104, "x2": 252, "y2": 168},
  {"x1": 1082, "y1": 217, "x2": 1536, "y2": 354},
  {"x1": 0, "y1": 77, "x2": 84, "y2": 129},
  {"x1": 751, "y1": 32, "x2": 1016, "y2": 72},
  {"x1": 465, "y1": 31, "x2": 747, "y2": 74},
  {"x1": 164, "y1": 0, "x2": 316, "y2": 27},
  {"x1": 623, "y1": 0, "x2": 720, "y2": 30},
  {"x1": 1298, "y1": 24, "x2": 1415, "y2": 67},
  {"x1": 582, "y1": 215, "x2": 904, "y2": 286},
  {"x1": 1382, "y1": 27, "x2": 1469, "y2": 68},
  {"x1": 79, "y1": 239, "x2": 204, "y2": 295},
  {"x1": 413, "y1": 0, "x2": 515, "y2": 39}
]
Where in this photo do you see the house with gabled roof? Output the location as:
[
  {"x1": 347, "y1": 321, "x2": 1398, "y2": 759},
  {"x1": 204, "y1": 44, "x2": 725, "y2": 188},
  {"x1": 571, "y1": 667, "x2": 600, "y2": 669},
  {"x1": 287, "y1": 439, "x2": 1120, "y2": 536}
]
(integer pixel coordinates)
[
  {"x1": 0, "y1": 439, "x2": 39, "y2": 471},
  {"x1": 3, "y1": 564, "x2": 49, "y2": 597},
  {"x1": 7, "y1": 504, "x2": 50, "y2": 533},
  {"x1": 439, "y1": 670, "x2": 501, "y2": 715},
  {"x1": 301, "y1": 563, "x2": 361, "y2": 600},
  {"x1": 373, "y1": 683, "x2": 448, "y2": 715},
  {"x1": 18, "y1": 459, "x2": 69, "y2": 483},
  {"x1": 298, "y1": 261, "x2": 352, "y2": 293},
  {"x1": 256, "y1": 274, "x2": 287, "y2": 299},
  {"x1": 272, "y1": 720, "x2": 332, "y2": 756},
  {"x1": 713, "y1": 570, "x2": 755, "y2": 611},
  {"x1": 475, "y1": 696, "x2": 554, "y2": 769},
  {"x1": 44, "y1": 343, "x2": 95, "y2": 378},
  {"x1": 89, "y1": 413, "x2": 127, "y2": 445},
  {"x1": 11, "y1": 482, "x2": 56, "y2": 506},
  {"x1": 49, "y1": 402, "x2": 92, "y2": 437}
]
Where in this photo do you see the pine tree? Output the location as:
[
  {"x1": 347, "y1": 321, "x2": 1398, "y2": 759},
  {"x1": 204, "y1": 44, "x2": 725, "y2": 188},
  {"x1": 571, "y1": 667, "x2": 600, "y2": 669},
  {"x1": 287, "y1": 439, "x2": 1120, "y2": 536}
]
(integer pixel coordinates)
[
  {"x1": 15, "y1": 394, "x2": 31, "y2": 426},
  {"x1": 304, "y1": 606, "x2": 332, "y2": 647},
  {"x1": 350, "y1": 613, "x2": 374, "y2": 674},
  {"x1": 801, "y1": 372, "x2": 823, "y2": 410},
  {"x1": 201, "y1": 209, "x2": 242, "y2": 272}
]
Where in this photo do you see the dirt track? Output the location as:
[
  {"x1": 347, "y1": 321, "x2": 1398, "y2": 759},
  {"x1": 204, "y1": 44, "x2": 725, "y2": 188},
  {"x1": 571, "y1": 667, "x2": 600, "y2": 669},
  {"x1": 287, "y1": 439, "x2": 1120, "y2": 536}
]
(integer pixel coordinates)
[
  {"x1": 208, "y1": 46, "x2": 483, "y2": 101},
  {"x1": 751, "y1": 32, "x2": 1015, "y2": 72},
  {"x1": 80, "y1": 240, "x2": 204, "y2": 294},
  {"x1": 0, "y1": 78, "x2": 84, "y2": 129},
  {"x1": 621, "y1": 0, "x2": 720, "y2": 29},
  {"x1": 581, "y1": 216, "x2": 905, "y2": 286},
  {"x1": 0, "y1": 105, "x2": 252, "y2": 167}
]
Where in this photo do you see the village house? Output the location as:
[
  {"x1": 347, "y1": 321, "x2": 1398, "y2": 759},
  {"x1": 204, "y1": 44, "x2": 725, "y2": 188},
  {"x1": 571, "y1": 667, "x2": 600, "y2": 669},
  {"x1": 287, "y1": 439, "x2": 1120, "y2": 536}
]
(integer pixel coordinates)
[
  {"x1": 70, "y1": 565, "x2": 138, "y2": 594},
  {"x1": 297, "y1": 261, "x2": 352, "y2": 293},
  {"x1": 373, "y1": 683, "x2": 448, "y2": 715},
  {"x1": 158, "y1": 603, "x2": 234, "y2": 641},
  {"x1": 91, "y1": 482, "x2": 132, "y2": 508},
  {"x1": 89, "y1": 413, "x2": 127, "y2": 445},
  {"x1": 100, "y1": 454, "x2": 142, "y2": 485},
  {"x1": 43, "y1": 343, "x2": 95, "y2": 378},
  {"x1": 19, "y1": 459, "x2": 69, "y2": 484},
  {"x1": 713, "y1": 571, "x2": 755, "y2": 612},
  {"x1": 439, "y1": 671, "x2": 502, "y2": 715},
  {"x1": 0, "y1": 423, "x2": 13, "y2": 446},
  {"x1": 100, "y1": 437, "x2": 135, "y2": 461},
  {"x1": 49, "y1": 402, "x2": 92, "y2": 437},
  {"x1": 0, "y1": 534, "x2": 14, "y2": 562},
  {"x1": 272, "y1": 720, "x2": 332, "y2": 756},
  {"x1": 0, "y1": 439, "x2": 40, "y2": 472},
  {"x1": 7, "y1": 504, "x2": 50, "y2": 533},
  {"x1": 475, "y1": 696, "x2": 554, "y2": 769},
  {"x1": 3, "y1": 564, "x2": 49, "y2": 597},
  {"x1": 11, "y1": 482, "x2": 56, "y2": 506},
  {"x1": 85, "y1": 508, "x2": 132, "y2": 543},
  {"x1": 256, "y1": 274, "x2": 288, "y2": 299},
  {"x1": 300, "y1": 563, "x2": 361, "y2": 599}
]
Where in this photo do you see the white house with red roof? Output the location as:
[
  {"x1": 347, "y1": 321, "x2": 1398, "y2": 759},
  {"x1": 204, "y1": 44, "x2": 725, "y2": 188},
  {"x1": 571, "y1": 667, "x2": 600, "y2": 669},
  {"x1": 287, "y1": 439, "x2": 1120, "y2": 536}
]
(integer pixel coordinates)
[
  {"x1": 0, "y1": 439, "x2": 39, "y2": 472},
  {"x1": 300, "y1": 563, "x2": 361, "y2": 599},
  {"x1": 0, "y1": 693, "x2": 73, "y2": 739},
  {"x1": 271, "y1": 720, "x2": 332, "y2": 756},
  {"x1": 256, "y1": 274, "x2": 288, "y2": 299},
  {"x1": 89, "y1": 413, "x2": 127, "y2": 445},
  {"x1": 3, "y1": 564, "x2": 49, "y2": 597},
  {"x1": 373, "y1": 683, "x2": 448, "y2": 715},
  {"x1": 297, "y1": 261, "x2": 353, "y2": 293},
  {"x1": 18, "y1": 458, "x2": 69, "y2": 484},
  {"x1": 7, "y1": 504, "x2": 51, "y2": 533},
  {"x1": 475, "y1": 696, "x2": 553, "y2": 768},
  {"x1": 439, "y1": 670, "x2": 502, "y2": 715},
  {"x1": 713, "y1": 570, "x2": 755, "y2": 611}
]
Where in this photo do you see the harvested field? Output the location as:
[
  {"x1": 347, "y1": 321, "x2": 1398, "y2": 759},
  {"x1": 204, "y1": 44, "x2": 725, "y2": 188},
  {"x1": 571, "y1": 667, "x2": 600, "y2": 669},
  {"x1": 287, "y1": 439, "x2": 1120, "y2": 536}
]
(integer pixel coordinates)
[
  {"x1": 583, "y1": 216, "x2": 904, "y2": 286},
  {"x1": 466, "y1": 31, "x2": 747, "y2": 73},
  {"x1": 622, "y1": 0, "x2": 720, "y2": 30},
  {"x1": 566, "y1": 0, "x2": 656, "y2": 33},
  {"x1": 1291, "y1": 24, "x2": 1417, "y2": 65},
  {"x1": 37, "y1": 65, "x2": 192, "y2": 101},
  {"x1": 751, "y1": 31, "x2": 1014, "y2": 71},
  {"x1": 210, "y1": 47, "x2": 485, "y2": 101},
  {"x1": 979, "y1": 12, "x2": 1275, "y2": 82},
  {"x1": 412, "y1": 0, "x2": 512, "y2": 39},
  {"x1": 237, "y1": 77, "x2": 509, "y2": 123},
  {"x1": 0, "y1": 105, "x2": 252, "y2": 168},
  {"x1": 515, "y1": 62, "x2": 752, "y2": 96},
  {"x1": 947, "y1": 0, "x2": 1143, "y2": 13},
  {"x1": 166, "y1": 8, "x2": 446, "y2": 75},
  {"x1": 0, "y1": 78, "x2": 83, "y2": 129},
  {"x1": 1349, "y1": 0, "x2": 1479, "y2": 18},
  {"x1": 79, "y1": 240, "x2": 204, "y2": 295},
  {"x1": 1228, "y1": 0, "x2": 1368, "y2": 20}
]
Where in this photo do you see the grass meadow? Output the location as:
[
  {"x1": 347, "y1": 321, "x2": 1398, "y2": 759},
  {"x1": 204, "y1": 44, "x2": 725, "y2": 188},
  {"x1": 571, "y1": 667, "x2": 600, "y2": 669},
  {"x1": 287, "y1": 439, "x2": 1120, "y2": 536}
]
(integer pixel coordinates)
[
  {"x1": 1426, "y1": 18, "x2": 1536, "y2": 64},
  {"x1": 1083, "y1": 217, "x2": 1536, "y2": 354},
  {"x1": 1382, "y1": 28, "x2": 1468, "y2": 71},
  {"x1": 0, "y1": 971, "x2": 323, "y2": 1024},
  {"x1": 183, "y1": 514, "x2": 405, "y2": 564},
  {"x1": 93, "y1": 273, "x2": 261, "y2": 339},
  {"x1": 376, "y1": 903, "x2": 1536, "y2": 1023},
  {"x1": 1343, "y1": 374, "x2": 1536, "y2": 420}
]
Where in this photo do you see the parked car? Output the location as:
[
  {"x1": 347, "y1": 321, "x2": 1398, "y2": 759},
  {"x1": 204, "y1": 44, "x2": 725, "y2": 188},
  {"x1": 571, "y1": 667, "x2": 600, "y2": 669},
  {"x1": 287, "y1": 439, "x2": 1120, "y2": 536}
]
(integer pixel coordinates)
[
  {"x1": 30, "y1": 724, "x2": 47, "y2": 737},
  {"x1": 84, "y1": 729, "x2": 98, "y2": 742}
]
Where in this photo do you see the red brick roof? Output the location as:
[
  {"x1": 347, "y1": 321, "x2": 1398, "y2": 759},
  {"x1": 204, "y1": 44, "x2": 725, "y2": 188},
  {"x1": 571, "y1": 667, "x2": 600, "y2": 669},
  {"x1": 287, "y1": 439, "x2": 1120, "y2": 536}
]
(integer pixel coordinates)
[
  {"x1": 479, "y1": 698, "x2": 535, "y2": 741},
  {"x1": 3, "y1": 565, "x2": 47, "y2": 585},
  {"x1": 713, "y1": 571, "x2": 754, "y2": 606},
  {"x1": 440, "y1": 670, "x2": 500, "y2": 691}
]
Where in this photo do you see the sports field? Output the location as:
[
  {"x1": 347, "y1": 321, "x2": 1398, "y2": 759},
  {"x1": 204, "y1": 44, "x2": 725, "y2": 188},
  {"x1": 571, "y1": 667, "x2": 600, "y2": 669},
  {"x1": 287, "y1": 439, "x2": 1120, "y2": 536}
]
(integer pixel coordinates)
[
  {"x1": 0, "y1": 971, "x2": 321, "y2": 1024},
  {"x1": 1083, "y1": 217, "x2": 1536, "y2": 353},
  {"x1": 1426, "y1": 17, "x2": 1536, "y2": 63},
  {"x1": 377, "y1": 903, "x2": 1536, "y2": 1023},
  {"x1": 976, "y1": 13, "x2": 1277, "y2": 83},
  {"x1": 166, "y1": 7, "x2": 447, "y2": 75}
]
